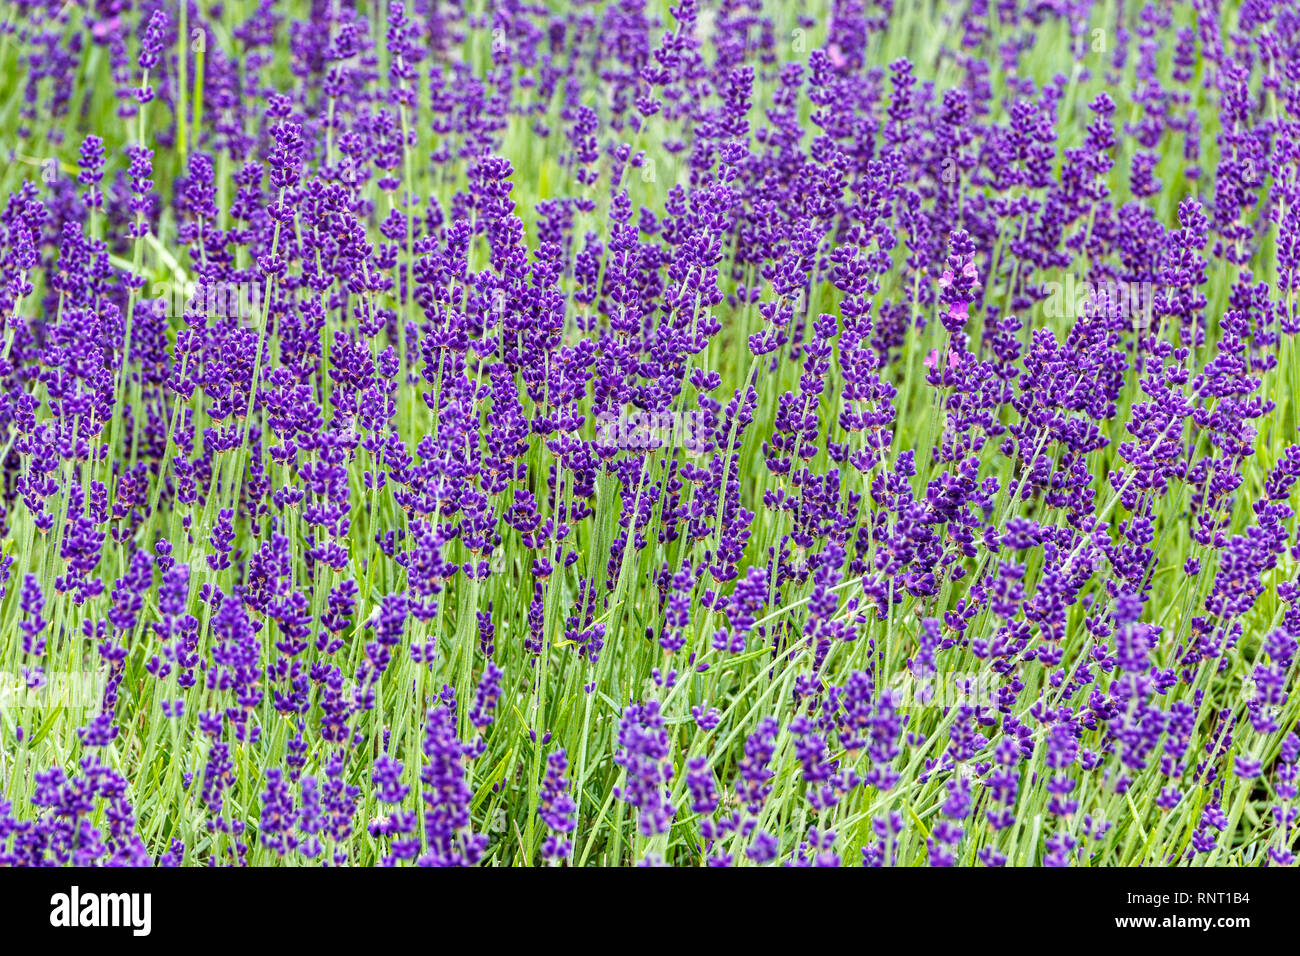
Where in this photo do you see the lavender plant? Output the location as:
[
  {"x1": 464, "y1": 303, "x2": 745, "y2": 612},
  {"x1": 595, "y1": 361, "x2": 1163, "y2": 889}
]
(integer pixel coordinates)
[{"x1": 0, "y1": 0, "x2": 1295, "y2": 868}]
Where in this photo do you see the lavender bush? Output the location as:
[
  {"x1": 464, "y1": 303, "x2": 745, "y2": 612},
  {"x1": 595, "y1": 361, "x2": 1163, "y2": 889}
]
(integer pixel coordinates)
[{"x1": 0, "y1": 0, "x2": 1295, "y2": 868}]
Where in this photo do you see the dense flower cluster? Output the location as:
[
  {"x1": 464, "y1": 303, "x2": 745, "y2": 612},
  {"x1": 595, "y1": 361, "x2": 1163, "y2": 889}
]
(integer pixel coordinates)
[{"x1": 0, "y1": 0, "x2": 1296, "y2": 867}]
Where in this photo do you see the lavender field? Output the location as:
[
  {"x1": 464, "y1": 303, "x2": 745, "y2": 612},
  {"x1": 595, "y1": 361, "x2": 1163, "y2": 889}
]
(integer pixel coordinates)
[{"x1": 0, "y1": 0, "x2": 1295, "y2": 868}]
